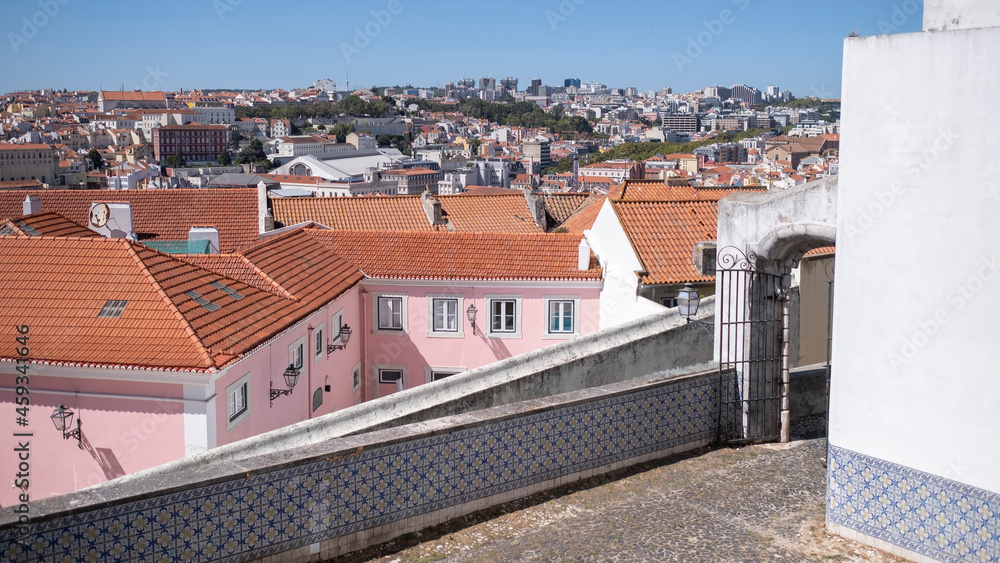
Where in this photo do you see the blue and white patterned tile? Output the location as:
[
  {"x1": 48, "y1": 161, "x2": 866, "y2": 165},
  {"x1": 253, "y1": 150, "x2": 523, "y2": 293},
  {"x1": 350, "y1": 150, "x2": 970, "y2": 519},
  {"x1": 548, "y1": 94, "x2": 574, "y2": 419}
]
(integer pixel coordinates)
[{"x1": 828, "y1": 445, "x2": 1000, "y2": 562}]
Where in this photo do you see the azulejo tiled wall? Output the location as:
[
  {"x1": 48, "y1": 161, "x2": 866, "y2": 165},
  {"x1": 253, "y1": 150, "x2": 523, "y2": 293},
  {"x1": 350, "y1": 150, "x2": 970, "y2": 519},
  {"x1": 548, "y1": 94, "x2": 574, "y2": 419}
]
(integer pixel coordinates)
[
  {"x1": 827, "y1": 445, "x2": 1000, "y2": 562},
  {"x1": 1, "y1": 374, "x2": 717, "y2": 562}
]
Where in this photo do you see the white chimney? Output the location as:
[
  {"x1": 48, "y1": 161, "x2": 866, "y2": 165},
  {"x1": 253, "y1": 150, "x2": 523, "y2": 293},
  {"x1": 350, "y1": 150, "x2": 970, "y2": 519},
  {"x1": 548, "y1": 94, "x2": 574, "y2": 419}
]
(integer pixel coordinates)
[
  {"x1": 22, "y1": 195, "x2": 41, "y2": 215},
  {"x1": 189, "y1": 226, "x2": 220, "y2": 254},
  {"x1": 578, "y1": 238, "x2": 592, "y2": 271}
]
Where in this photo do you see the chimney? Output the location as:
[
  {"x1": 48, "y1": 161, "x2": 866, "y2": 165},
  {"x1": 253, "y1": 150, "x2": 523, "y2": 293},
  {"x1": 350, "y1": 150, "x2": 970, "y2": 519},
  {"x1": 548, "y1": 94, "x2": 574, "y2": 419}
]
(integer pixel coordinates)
[
  {"x1": 22, "y1": 195, "x2": 41, "y2": 215},
  {"x1": 257, "y1": 180, "x2": 269, "y2": 233},
  {"x1": 189, "y1": 226, "x2": 220, "y2": 254},
  {"x1": 578, "y1": 238, "x2": 592, "y2": 271},
  {"x1": 421, "y1": 189, "x2": 445, "y2": 226},
  {"x1": 523, "y1": 189, "x2": 548, "y2": 230}
]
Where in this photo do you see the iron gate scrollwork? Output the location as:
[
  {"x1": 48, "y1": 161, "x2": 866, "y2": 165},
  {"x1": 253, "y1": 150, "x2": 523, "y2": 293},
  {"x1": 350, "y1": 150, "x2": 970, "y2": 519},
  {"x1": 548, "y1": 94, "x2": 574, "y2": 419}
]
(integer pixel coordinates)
[{"x1": 716, "y1": 247, "x2": 784, "y2": 443}]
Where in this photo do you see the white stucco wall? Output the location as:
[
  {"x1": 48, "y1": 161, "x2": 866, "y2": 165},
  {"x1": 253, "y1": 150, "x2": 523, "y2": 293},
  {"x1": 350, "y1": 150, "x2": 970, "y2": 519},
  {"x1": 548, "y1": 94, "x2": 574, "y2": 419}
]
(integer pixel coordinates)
[
  {"x1": 833, "y1": 26, "x2": 1000, "y2": 494},
  {"x1": 923, "y1": 0, "x2": 1000, "y2": 31},
  {"x1": 584, "y1": 200, "x2": 664, "y2": 328}
]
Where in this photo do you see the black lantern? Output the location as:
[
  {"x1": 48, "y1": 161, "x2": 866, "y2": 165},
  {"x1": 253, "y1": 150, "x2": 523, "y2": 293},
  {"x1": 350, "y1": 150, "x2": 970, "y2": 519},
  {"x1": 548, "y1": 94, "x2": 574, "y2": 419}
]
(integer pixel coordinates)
[
  {"x1": 327, "y1": 324, "x2": 352, "y2": 353},
  {"x1": 270, "y1": 364, "x2": 300, "y2": 407},
  {"x1": 466, "y1": 303, "x2": 478, "y2": 333},
  {"x1": 51, "y1": 404, "x2": 82, "y2": 448}
]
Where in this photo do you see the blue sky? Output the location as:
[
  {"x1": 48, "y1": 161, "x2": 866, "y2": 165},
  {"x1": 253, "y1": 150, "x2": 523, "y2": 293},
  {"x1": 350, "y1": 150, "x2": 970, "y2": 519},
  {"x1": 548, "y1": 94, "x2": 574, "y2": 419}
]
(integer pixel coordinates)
[{"x1": 2, "y1": 0, "x2": 923, "y2": 96}]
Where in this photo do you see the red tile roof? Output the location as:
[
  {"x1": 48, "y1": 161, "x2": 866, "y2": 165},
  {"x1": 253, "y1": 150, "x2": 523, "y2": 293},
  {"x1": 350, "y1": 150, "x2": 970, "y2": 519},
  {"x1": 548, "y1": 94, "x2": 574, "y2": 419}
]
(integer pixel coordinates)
[
  {"x1": 613, "y1": 200, "x2": 719, "y2": 285},
  {"x1": 0, "y1": 180, "x2": 44, "y2": 189},
  {"x1": 610, "y1": 180, "x2": 761, "y2": 202},
  {"x1": 306, "y1": 229, "x2": 601, "y2": 281},
  {"x1": 557, "y1": 195, "x2": 607, "y2": 234},
  {"x1": 271, "y1": 194, "x2": 548, "y2": 233},
  {"x1": 541, "y1": 194, "x2": 590, "y2": 224},
  {"x1": 1, "y1": 211, "x2": 100, "y2": 238},
  {"x1": 0, "y1": 189, "x2": 260, "y2": 252},
  {"x1": 0, "y1": 229, "x2": 363, "y2": 371}
]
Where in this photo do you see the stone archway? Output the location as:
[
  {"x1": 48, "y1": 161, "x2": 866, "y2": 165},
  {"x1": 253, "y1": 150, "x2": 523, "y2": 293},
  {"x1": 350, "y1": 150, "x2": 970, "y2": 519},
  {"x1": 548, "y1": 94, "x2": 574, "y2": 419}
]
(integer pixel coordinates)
[{"x1": 715, "y1": 177, "x2": 838, "y2": 442}]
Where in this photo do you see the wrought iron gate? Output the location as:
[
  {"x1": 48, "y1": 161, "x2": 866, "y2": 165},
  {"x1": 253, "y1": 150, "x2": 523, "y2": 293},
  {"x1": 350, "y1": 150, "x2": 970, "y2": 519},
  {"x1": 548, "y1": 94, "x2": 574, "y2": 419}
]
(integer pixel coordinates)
[{"x1": 716, "y1": 247, "x2": 784, "y2": 443}]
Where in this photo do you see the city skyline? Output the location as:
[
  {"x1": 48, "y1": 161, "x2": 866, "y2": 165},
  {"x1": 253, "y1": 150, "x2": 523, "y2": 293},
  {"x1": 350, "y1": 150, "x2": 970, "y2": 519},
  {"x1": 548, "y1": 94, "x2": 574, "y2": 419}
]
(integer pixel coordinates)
[{"x1": 2, "y1": 0, "x2": 923, "y2": 96}]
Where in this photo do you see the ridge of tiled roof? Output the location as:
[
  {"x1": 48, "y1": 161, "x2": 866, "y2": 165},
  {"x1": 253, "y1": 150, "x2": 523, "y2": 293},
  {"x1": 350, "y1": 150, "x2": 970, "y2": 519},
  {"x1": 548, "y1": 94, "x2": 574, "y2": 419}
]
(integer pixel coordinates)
[
  {"x1": 180, "y1": 254, "x2": 295, "y2": 299},
  {"x1": 0, "y1": 211, "x2": 100, "y2": 238},
  {"x1": 305, "y1": 229, "x2": 601, "y2": 281},
  {"x1": 271, "y1": 194, "x2": 547, "y2": 234},
  {"x1": 612, "y1": 200, "x2": 719, "y2": 285},
  {"x1": 0, "y1": 189, "x2": 259, "y2": 252}
]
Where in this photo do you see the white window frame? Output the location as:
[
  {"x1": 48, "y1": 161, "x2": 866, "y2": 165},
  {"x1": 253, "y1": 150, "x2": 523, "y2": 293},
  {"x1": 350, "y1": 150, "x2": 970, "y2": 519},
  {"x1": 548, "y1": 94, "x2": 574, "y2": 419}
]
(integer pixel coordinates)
[
  {"x1": 288, "y1": 336, "x2": 305, "y2": 370},
  {"x1": 373, "y1": 292, "x2": 407, "y2": 334},
  {"x1": 485, "y1": 294, "x2": 522, "y2": 338},
  {"x1": 352, "y1": 361, "x2": 361, "y2": 394},
  {"x1": 373, "y1": 364, "x2": 407, "y2": 398},
  {"x1": 225, "y1": 372, "x2": 252, "y2": 430},
  {"x1": 424, "y1": 366, "x2": 465, "y2": 384},
  {"x1": 427, "y1": 294, "x2": 464, "y2": 338},
  {"x1": 330, "y1": 309, "x2": 344, "y2": 346},
  {"x1": 543, "y1": 296, "x2": 581, "y2": 338},
  {"x1": 314, "y1": 323, "x2": 325, "y2": 361}
]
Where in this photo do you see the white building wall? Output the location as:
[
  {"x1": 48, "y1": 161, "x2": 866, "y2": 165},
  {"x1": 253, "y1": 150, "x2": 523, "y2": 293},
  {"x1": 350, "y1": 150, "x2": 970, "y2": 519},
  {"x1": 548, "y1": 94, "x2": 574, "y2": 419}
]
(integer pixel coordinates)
[
  {"x1": 584, "y1": 200, "x2": 663, "y2": 329},
  {"x1": 833, "y1": 24, "x2": 1000, "y2": 496}
]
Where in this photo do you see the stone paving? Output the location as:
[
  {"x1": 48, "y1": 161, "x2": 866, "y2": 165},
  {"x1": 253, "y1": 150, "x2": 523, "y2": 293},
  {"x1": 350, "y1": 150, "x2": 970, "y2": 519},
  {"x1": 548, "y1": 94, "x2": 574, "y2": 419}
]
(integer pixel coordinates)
[{"x1": 328, "y1": 416, "x2": 903, "y2": 563}]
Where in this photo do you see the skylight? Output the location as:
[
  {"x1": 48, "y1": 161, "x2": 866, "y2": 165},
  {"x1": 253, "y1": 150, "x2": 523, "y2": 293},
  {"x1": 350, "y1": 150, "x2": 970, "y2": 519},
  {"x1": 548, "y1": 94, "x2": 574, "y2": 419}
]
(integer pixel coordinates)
[
  {"x1": 185, "y1": 290, "x2": 221, "y2": 312},
  {"x1": 98, "y1": 299, "x2": 128, "y2": 318},
  {"x1": 16, "y1": 221, "x2": 40, "y2": 236},
  {"x1": 209, "y1": 280, "x2": 244, "y2": 300}
]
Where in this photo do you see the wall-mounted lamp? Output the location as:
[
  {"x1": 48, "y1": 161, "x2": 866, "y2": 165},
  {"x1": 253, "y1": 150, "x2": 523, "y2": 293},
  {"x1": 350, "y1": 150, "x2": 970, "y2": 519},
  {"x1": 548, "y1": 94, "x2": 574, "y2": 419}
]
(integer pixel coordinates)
[
  {"x1": 270, "y1": 364, "x2": 300, "y2": 407},
  {"x1": 327, "y1": 324, "x2": 352, "y2": 353},
  {"x1": 466, "y1": 303, "x2": 478, "y2": 333},
  {"x1": 677, "y1": 284, "x2": 712, "y2": 326},
  {"x1": 51, "y1": 404, "x2": 82, "y2": 449}
]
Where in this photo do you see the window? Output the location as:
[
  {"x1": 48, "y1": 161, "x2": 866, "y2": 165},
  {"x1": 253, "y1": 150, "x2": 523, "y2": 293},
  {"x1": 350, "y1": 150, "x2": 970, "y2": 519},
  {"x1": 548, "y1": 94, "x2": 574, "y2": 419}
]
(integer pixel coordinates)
[
  {"x1": 377, "y1": 296, "x2": 403, "y2": 330},
  {"x1": 432, "y1": 298, "x2": 458, "y2": 332},
  {"x1": 228, "y1": 382, "x2": 247, "y2": 422},
  {"x1": 225, "y1": 372, "x2": 252, "y2": 429},
  {"x1": 491, "y1": 299, "x2": 516, "y2": 332},
  {"x1": 661, "y1": 296, "x2": 678, "y2": 308},
  {"x1": 379, "y1": 369, "x2": 403, "y2": 384},
  {"x1": 312, "y1": 387, "x2": 323, "y2": 412},
  {"x1": 289, "y1": 339, "x2": 304, "y2": 369},
  {"x1": 314, "y1": 326, "x2": 324, "y2": 359},
  {"x1": 352, "y1": 363, "x2": 361, "y2": 393},
  {"x1": 548, "y1": 300, "x2": 575, "y2": 333},
  {"x1": 425, "y1": 366, "x2": 465, "y2": 383}
]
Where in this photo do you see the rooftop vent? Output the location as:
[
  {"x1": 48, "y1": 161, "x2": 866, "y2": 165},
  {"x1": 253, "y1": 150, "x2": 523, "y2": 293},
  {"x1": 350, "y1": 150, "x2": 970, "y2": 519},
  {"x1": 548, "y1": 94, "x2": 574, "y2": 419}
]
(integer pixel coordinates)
[{"x1": 98, "y1": 299, "x2": 128, "y2": 318}]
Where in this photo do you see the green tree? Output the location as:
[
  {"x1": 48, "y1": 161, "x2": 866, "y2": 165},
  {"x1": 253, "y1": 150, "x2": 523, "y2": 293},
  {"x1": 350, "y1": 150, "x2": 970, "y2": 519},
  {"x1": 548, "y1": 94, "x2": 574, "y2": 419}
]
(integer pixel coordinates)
[
  {"x1": 231, "y1": 136, "x2": 240, "y2": 150},
  {"x1": 165, "y1": 148, "x2": 186, "y2": 168},
  {"x1": 219, "y1": 149, "x2": 232, "y2": 166},
  {"x1": 469, "y1": 138, "x2": 482, "y2": 156},
  {"x1": 290, "y1": 121, "x2": 302, "y2": 135},
  {"x1": 332, "y1": 122, "x2": 356, "y2": 143},
  {"x1": 86, "y1": 148, "x2": 104, "y2": 170}
]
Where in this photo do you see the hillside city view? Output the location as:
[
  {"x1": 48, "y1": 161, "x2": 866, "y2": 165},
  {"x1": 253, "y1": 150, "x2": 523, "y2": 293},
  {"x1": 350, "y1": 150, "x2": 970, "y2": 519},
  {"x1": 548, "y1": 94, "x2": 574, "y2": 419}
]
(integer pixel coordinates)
[{"x1": 3, "y1": 1, "x2": 998, "y2": 562}]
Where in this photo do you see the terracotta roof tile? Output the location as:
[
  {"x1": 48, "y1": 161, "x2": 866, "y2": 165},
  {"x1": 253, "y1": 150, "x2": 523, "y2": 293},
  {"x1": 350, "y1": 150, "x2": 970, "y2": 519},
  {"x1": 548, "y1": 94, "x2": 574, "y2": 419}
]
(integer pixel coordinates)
[
  {"x1": 612, "y1": 180, "x2": 762, "y2": 202},
  {"x1": 306, "y1": 229, "x2": 601, "y2": 281},
  {"x1": 271, "y1": 194, "x2": 546, "y2": 233},
  {"x1": 0, "y1": 229, "x2": 363, "y2": 371},
  {"x1": 1, "y1": 211, "x2": 100, "y2": 238},
  {"x1": 557, "y1": 195, "x2": 607, "y2": 234},
  {"x1": 613, "y1": 200, "x2": 719, "y2": 285},
  {"x1": 541, "y1": 194, "x2": 590, "y2": 224},
  {"x1": 0, "y1": 189, "x2": 259, "y2": 252}
]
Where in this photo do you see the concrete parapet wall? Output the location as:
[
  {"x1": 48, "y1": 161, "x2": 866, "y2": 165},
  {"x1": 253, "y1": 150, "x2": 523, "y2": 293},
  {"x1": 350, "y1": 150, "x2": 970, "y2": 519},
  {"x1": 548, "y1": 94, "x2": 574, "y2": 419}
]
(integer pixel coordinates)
[{"x1": 0, "y1": 366, "x2": 723, "y2": 562}]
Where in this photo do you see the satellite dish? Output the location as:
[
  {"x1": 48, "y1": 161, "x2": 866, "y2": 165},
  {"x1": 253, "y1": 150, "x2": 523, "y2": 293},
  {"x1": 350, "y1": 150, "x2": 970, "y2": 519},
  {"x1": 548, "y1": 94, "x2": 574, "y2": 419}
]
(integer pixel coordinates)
[{"x1": 90, "y1": 203, "x2": 110, "y2": 228}]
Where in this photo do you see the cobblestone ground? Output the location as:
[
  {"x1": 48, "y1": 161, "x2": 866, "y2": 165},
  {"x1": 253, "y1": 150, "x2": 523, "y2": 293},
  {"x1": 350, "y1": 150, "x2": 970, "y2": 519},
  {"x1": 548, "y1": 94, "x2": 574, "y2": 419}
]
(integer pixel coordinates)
[{"x1": 328, "y1": 416, "x2": 902, "y2": 563}]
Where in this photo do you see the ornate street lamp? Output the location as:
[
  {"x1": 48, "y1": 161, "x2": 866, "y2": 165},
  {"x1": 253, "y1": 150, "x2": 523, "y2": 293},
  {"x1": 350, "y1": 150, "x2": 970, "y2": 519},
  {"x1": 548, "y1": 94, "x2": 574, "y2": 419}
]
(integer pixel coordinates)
[
  {"x1": 466, "y1": 303, "x2": 478, "y2": 333},
  {"x1": 327, "y1": 324, "x2": 353, "y2": 353},
  {"x1": 51, "y1": 404, "x2": 82, "y2": 448},
  {"x1": 270, "y1": 364, "x2": 301, "y2": 407}
]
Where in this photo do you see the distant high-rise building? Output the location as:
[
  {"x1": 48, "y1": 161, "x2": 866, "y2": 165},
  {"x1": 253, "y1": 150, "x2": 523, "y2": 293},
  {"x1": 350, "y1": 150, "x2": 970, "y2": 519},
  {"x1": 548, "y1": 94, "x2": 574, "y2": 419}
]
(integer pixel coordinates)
[
  {"x1": 527, "y1": 78, "x2": 543, "y2": 96},
  {"x1": 767, "y1": 85, "x2": 780, "y2": 98},
  {"x1": 479, "y1": 77, "x2": 496, "y2": 90},
  {"x1": 730, "y1": 84, "x2": 763, "y2": 105},
  {"x1": 458, "y1": 77, "x2": 475, "y2": 89},
  {"x1": 501, "y1": 77, "x2": 519, "y2": 91},
  {"x1": 704, "y1": 85, "x2": 732, "y2": 100},
  {"x1": 564, "y1": 77, "x2": 581, "y2": 88}
]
